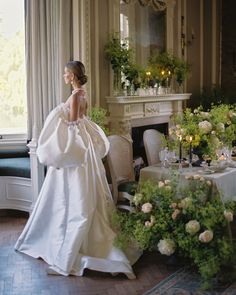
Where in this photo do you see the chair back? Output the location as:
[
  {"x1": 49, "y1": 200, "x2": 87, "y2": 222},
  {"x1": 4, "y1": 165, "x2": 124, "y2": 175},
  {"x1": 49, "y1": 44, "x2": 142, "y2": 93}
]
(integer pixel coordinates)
[
  {"x1": 143, "y1": 129, "x2": 163, "y2": 166},
  {"x1": 107, "y1": 135, "x2": 135, "y2": 203}
]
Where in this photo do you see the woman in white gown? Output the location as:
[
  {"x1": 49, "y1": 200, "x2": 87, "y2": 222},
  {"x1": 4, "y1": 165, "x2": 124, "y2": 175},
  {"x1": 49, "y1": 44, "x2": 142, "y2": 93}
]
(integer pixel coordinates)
[{"x1": 15, "y1": 61, "x2": 140, "y2": 278}]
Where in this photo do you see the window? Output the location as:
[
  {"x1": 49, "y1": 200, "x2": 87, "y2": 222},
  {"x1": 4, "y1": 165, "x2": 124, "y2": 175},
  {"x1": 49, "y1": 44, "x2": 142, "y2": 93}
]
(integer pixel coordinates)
[{"x1": 0, "y1": 0, "x2": 27, "y2": 138}]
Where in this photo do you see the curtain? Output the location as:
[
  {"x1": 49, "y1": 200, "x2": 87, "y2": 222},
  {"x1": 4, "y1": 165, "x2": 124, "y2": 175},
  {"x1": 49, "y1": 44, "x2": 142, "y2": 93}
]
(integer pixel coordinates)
[{"x1": 25, "y1": 0, "x2": 73, "y2": 140}]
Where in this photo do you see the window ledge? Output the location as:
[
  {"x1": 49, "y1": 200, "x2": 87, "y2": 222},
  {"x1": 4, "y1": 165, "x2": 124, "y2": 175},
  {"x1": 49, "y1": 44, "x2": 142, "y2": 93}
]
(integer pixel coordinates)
[{"x1": 0, "y1": 134, "x2": 28, "y2": 148}]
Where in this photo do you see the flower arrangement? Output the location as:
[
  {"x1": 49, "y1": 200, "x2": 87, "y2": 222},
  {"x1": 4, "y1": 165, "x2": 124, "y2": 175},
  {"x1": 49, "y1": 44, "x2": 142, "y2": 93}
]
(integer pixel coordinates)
[
  {"x1": 104, "y1": 34, "x2": 191, "y2": 95},
  {"x1": 147, "y1": 51, "x2": 191, "y2": 90},
  {"x1": 112, "y1": 174, "x2": 236, "y2": 289},
  {"x1": 168, "y1": 104, "x2": 236, "y2": 160}
]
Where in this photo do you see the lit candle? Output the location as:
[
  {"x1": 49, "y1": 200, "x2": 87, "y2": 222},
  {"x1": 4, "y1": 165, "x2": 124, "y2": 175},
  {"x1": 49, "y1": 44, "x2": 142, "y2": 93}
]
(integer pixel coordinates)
[
  {"x1": 189, "y1": 136, "x2": 193, "y2": 164},
  {"x1": 179, "y1": 135, "x2": 182, "y2": 163}
]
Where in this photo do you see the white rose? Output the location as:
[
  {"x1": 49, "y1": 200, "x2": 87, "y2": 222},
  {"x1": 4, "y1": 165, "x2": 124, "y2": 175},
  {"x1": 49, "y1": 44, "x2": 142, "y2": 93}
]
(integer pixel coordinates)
[
  {"x1": 145, "y1": 221, "x2": 152, "y2": 227},
  {"x1": 185, "y1": 220, "x2": 200, "y2": 235},
  {"x1": 169, "y1": 202, "x2": 177, "y2": 209},
  {"x1": 206, "y1": 180, "x2": 212, "y2": 186},
  {"x1": 198, "y1": 120, "x2": 212, "y2": 134},
  {"x1": 158, "y1": 181, "x2": 165, "y2": 188},
  {"x1": 199, "y1": 230, "x2": 214, "y2": 243},
  {"x1": 224, "y1": 210, "x2": 234, "y2": 222},
  {"x1": 172, "y1": 209, "x2": 181, "y2": 220},
  {"x1": 145, "y1": 215, "x2": 155, "y2": 227},
  {"x1": 141, "y1": 202, "x2": 153, "y2": 213},
  {"x1": 157, "y1": 239, "x2": 176, "y2": 256},
  {"x1": 164, "y1": 179, "x2": 171, "y2": 185}
]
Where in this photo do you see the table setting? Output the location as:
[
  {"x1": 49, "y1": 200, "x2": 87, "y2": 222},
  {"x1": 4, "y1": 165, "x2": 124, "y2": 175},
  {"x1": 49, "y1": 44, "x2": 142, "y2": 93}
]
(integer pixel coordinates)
[{"x1": 140, "y1": 103, "x2": 236, "y2": 202}]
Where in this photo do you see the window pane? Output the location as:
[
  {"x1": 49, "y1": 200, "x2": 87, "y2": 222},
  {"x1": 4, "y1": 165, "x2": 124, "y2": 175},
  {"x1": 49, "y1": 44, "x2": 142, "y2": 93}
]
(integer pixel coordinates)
[{"x1": 0, "y1": 0, "x2": 27, "y2": 135}]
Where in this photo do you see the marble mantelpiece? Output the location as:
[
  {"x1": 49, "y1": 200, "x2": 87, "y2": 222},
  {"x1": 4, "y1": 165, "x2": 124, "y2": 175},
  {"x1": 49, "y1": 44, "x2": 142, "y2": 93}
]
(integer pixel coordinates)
[{"x1": 106, "y1": 93, "x2": 191, "y2": 135}]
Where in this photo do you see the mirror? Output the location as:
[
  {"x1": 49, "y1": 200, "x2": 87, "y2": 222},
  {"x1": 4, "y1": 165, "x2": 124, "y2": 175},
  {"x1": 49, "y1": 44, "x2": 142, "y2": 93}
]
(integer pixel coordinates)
[{"x1": 120, "y1": 0, "x2": 166, "y2": 67}]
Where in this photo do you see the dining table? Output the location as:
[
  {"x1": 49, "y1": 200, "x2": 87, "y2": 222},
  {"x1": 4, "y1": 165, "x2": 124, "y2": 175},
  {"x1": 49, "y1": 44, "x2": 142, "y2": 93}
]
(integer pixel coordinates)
[{"x1": 139, "y1": 163, "x2": 236, "y2": 203}]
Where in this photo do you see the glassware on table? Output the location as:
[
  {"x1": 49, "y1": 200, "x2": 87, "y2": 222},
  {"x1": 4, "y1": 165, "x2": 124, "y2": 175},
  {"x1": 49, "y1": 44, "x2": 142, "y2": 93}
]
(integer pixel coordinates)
[{"x1": 159, "y1": 147, "x2": 170, "y2": 168}]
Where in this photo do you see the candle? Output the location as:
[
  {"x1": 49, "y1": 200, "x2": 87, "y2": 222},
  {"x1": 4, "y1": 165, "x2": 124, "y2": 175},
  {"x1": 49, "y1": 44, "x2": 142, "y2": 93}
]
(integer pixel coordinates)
[
  {"x1": 179, "y1": 135, "x2": 182, "y2": 162},
  {"x1": 189, "y1": 136, "x2": 193, "y2": 164}
]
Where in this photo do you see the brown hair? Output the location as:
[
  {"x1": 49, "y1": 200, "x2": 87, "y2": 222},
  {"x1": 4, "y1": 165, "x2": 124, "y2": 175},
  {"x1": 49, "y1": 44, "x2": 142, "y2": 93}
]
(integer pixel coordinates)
[{"x1": 65, "y1": 61, "x2": 88, "y2": 85}]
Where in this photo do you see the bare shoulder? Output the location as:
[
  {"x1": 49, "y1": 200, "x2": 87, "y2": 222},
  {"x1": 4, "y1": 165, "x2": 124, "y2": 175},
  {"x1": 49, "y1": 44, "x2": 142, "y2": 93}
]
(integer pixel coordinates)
[{"x1": 72, "y1": 88, "x2": 85, "y2": 99}]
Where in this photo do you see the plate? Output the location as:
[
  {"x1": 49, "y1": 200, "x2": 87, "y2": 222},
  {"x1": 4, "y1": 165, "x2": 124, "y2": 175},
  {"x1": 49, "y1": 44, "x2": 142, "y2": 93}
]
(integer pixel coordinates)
[
  {"x1": 207, "y1": 165, "x2": 227, "y2": 173},
  {"x1": 198, "y1": 169, "x2": 215, "y2": 174}
]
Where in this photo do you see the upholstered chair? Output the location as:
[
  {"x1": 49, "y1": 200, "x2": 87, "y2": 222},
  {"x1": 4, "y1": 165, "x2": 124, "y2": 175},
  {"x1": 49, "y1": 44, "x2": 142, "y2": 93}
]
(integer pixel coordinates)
[
  {"x1": 143, "y1": 129, "x2": 163, "y2": 166},
  {"x1": 106, "y1": 135, "x2": 138, "y2": 210}
]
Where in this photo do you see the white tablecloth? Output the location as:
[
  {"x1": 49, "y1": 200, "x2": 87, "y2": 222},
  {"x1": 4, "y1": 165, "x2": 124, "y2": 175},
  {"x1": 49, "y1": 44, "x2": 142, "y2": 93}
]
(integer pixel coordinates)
[{"x1": 140, "y1": 165, "x2": 236, "y2": 202}]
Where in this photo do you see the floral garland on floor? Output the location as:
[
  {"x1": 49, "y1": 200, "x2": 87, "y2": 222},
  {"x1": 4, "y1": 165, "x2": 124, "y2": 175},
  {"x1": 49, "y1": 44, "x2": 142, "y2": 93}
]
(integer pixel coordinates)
[{"x1": 112, "y1": 173, "x2": 236, "y2": 289}]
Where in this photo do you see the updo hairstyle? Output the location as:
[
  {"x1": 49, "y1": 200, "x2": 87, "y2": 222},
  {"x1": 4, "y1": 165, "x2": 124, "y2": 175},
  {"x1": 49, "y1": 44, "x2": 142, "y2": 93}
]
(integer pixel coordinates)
[{"x1": 66, "y1": 61, "x2": 88, "y2": 85}]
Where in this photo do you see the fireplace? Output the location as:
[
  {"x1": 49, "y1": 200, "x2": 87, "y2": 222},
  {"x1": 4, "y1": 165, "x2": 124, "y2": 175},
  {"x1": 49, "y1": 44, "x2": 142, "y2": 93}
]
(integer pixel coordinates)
[
  {"x1": 132, "y1": 123, "x2": 168, "y2": 165},
  {"x1": 106, "y1": 93, "x2": 191, "y2": 180},
  {"x1": 106, "y1": 93, "x2": 191, "y2": 135}
]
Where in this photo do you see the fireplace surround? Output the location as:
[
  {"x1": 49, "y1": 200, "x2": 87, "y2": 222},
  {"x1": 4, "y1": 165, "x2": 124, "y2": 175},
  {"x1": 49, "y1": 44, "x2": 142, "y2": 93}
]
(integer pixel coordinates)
[{"x1": 106, "y1": 93, "x2": 191, "y2": 135}]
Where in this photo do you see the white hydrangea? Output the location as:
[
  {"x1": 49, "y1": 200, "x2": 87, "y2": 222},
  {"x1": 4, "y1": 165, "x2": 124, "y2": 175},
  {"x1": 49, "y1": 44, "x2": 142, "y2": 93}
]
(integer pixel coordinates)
[
  {"x1": 216, "y1": 122, "x2": 225, "y2": 133},
  {"x1": 211, "y1": 135, "x2": 221, "y2": 147},
  {"x1": 157, "y1": 239, "x2": 176, "y2": 256},
  {"x1": 199, "y1": 230, "x2": 214, "y2": 243},
  {"x1": 200, "y1": 111, "x2": 210, "y2": 119},
  {"x1": 133, "y1": 193, "x2": 143, "y2": 206},
  {"x1": 198, "y1": 120, "x2": 212, "y2": 134},
  {"x1": 141, "y1": 202, "x2": 153, "y2": 213},
  {"x1": 178, "y1": 197, "x2": 192, "y2": 209},
  {"x1": 185, "y1": 220, "x2": 200, "y2": 235}
]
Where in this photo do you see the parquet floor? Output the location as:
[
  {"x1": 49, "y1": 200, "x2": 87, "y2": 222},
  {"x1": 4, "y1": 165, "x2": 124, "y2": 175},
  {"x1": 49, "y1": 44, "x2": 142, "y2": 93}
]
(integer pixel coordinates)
[{"x1": 0, "y1": 210, "x2": 179, "y2": 295}]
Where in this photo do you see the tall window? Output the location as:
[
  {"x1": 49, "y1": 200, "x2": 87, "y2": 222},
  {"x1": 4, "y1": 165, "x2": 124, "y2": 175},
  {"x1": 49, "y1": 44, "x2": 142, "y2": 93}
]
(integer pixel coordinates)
[{"x1": 0, "y1": 0, "x2": 27, "y2": 136}]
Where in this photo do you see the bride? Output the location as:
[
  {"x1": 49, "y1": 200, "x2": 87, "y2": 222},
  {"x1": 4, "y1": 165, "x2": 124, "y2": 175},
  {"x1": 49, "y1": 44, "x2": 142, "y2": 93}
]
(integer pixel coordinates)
[{"x1": 15, "y1": 61, "x2": 140, "y2": 278}]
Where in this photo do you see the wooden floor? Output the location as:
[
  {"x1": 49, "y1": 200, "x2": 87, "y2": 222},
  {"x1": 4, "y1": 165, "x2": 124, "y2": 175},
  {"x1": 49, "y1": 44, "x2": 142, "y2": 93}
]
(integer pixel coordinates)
[{"x1": 0, "y1": 210, "x2": 179, "y2": 295}]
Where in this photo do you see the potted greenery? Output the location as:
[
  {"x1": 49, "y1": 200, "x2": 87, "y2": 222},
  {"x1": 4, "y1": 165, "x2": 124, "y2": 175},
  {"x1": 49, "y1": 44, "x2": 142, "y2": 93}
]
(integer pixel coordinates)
[
  {"x1": 88, "y1": 106, "x2": 110, "y2": 135},
  {"x1": 173, "y1": 56, "x2": 191, "y2": 93},
  {"x1": 104, "y1": 33, "x2": 133, "y2": 95}
]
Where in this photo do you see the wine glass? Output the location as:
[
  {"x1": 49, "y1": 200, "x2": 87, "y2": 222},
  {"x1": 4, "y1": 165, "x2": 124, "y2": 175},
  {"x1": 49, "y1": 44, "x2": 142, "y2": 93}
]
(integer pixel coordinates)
[{"x1": 159, "y1": 147, "x2": 170, "y2": 168}]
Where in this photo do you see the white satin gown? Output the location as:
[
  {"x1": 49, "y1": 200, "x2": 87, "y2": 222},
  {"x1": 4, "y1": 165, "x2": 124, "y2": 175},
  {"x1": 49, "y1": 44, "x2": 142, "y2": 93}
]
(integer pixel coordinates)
[{"x1": 15, "y1": 90, "x2": 140, "y2": 278}]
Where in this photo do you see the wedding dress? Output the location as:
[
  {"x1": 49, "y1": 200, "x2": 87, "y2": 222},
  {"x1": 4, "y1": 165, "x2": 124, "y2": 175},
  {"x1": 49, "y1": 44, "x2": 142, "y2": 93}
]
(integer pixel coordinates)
[{"x1": 15, "y1": 89, "x2": 140, "y2": 278}]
